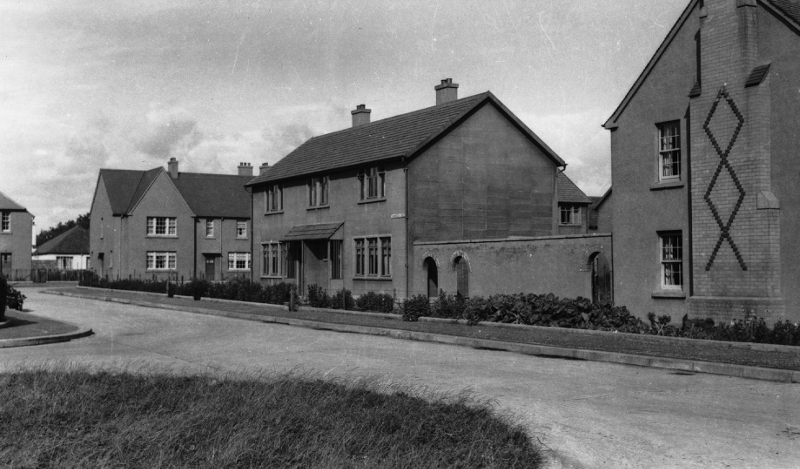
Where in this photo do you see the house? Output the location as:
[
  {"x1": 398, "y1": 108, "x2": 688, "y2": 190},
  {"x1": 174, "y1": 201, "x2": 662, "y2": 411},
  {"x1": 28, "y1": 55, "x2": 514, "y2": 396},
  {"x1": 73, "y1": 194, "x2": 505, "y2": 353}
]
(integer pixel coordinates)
[
  {"x1": 603, "y1": 0, "x2": 800, "y2": 322},
  {"x1": 33, "y1": 226, "x2": 90, "y2": 270},
  {"x1": 588, "y1": 188, "x2": 613, "y2": 234},
  {"x1": 556, "y1": 172, "x2": 592, "y2": 235},
  {"x1": 0, "y1": 190, "x2": 33, "y2": 278},
  {"x1": 247, "y1": 79, "x2": 613, "y2": 302},
  {"x1": 89, "y1": 159, "x2": 253, "y2": 280}
]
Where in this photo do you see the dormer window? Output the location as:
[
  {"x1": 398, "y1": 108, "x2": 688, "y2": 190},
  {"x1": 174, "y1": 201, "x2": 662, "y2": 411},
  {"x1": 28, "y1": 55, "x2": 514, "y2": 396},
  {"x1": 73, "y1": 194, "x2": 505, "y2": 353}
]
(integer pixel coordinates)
[{"x1": 359, "y1": 166, "x2": 385, "y2": 200}]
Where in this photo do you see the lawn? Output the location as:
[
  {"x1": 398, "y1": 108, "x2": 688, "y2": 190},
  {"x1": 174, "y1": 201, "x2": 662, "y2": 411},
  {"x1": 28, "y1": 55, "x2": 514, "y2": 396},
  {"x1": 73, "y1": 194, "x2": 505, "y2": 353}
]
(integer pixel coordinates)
[{"x1": 0, "y1": 367, "x2": 543, "y2": 468}]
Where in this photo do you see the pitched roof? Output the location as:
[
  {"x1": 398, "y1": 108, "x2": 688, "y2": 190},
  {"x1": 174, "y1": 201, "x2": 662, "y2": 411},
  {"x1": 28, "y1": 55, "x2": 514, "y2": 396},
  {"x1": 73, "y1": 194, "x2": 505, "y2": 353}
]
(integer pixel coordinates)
[
  {"x1": 557, "y1": 172, "x2": 591, "y2": 204},
  {"x1": 283, "y1": 222, "x2": 343, "y2": 241},
  {"x1": 0, "y1": 190, "x2": 27, "y2": 211},
  {"x1": 99, "y1": 168, "x2": 161, "y2": 215},
  {"x1": 36, "y1": 226, "x2": 89, "y2": 255},
  {"x1": 587, "y1": 196, "x2": 603, "y2": 229},
  {"x1": 171, "y1": 173, "x2": 252, "y2": 218},
  {"x1": 604, "y1": 0, "x2": 800, "y2": 128},
  {"x1": 247, "y1": 91, "x2": 565, "y2": 185}
]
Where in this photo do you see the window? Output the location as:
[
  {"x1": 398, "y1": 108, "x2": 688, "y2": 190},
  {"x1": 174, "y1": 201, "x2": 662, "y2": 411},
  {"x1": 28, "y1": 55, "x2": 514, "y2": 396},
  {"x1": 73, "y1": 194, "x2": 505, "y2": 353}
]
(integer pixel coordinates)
[
  {"x1": 228, "y1": 252, "x2": 251, "y2": 271},
  {"x1": 262, "y1": 243, "x2": 282, "y2": 276},
  {"x1": 147, "y1": 217, "x2": 177, "y2": 236},
  {"x1": 359, "y1": 166, "x2": 385, "y2": 200},
  {"x1": 559, "y1": 204, "x2": 581, "y2": 226},
  {"x1": 205, "y1": 220, "x2": 214, "y2": 238},
  {"x1": 330, "y1": 240, "x2": 343, "y2": 279},
  {"x1": 265, "y1": 183, "x2": 283, "y2": 213},
  {"x1": 308, "y1": 176, "x2": 329, "y2": 207},
  {"x1": 660, "y1": 233, "x2": 683, "y2": 289},
  {"x1": 658, "y1": 121, "x2": 681, "y2": 180},
  {"x1": 100, "y1": 217, "x2": 104, "y2": 239},
  {"x1": 1, "y1": 253, "x2": 12, "y2": 270},
  {"x1": 56, "y1": 256, "x2": 72, "y2": 270},
  {"x1": 2, "y1": 212, "x2": 9, "y2": 232},
  {"x1": 236, "y1": 220, "x2": 247, "y2": 239},
  {"x1": 354, "y1": 237, "x2": 391, "y2": 277},
  {"x1": 146, "y1": 252, "x2": 176, "y2": 271}
]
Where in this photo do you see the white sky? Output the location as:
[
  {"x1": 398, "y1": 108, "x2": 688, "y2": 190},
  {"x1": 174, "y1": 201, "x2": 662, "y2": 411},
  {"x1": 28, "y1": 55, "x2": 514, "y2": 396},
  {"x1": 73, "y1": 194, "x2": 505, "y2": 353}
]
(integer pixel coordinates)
[{"x1": 0, "y1": 0, "x2": 689, "y2": 237}]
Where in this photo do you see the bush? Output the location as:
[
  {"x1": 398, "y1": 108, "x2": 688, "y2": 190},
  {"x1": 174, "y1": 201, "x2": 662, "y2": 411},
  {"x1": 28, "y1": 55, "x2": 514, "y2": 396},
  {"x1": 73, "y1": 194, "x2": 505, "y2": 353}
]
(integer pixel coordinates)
[
  {"x1": 306, "y1": 284, "x2": 330, "y2": 308},
  {"x1": 401, "y1": 295, "x2": 430, "y2": 322},
  {"x1": 355, "y1": 291, "x2": 395, "y2": 313},
  {"x1": 329, "y1": 289, "x2": 356, "y2": 310},
  {"x1": 430, "y1": 290, "x2": 464, "y2": 319}
]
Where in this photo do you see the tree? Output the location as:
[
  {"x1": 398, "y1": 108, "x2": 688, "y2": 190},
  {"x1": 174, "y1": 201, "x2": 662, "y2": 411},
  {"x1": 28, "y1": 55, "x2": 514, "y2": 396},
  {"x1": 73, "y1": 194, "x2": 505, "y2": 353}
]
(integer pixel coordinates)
[{"x1": 36, "y1": 212, "x2": 90, "y2": 247}]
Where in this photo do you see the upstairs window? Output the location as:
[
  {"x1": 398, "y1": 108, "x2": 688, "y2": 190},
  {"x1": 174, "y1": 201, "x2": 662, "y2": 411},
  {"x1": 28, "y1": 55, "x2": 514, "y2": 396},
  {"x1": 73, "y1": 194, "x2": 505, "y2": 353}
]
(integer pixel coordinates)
[
  {"x1": 265, "y1": 183, "x2": 283, "y2": 213},
  {"x1": 660, "y1": 232, "x2": 683, "y2": 289},
  {"x1": 308, "y1": 176, "x2": 329, "y2": 207},
  {"x1": 1, "y1": 212, "x2": 9, "y2": 232},
  {"x1": 205, "y1": 220, "x2": 214, "y2": 238},
  {"x1": 359, "y1": 166, "x2": 385, "y2": 200},
  {"x1": 147, "y1": 217, "x2": 176, "y2": 236},
  {"x1": 559, "y1": 204, "x2": 581, "y2": 226},
  {"x1": 236, "y1": 220, "x2": 248, "y2": 239},
  {"x1": 658, "y1": 121, "x2": 681, "y2": 181}
]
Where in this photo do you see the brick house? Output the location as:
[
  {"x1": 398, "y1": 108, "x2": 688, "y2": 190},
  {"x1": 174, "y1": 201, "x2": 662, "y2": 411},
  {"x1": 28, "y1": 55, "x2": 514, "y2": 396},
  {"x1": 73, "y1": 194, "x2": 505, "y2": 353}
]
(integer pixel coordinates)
[
  {"x1": 89, "y1": 159, "x2": 253, "y2": 280},
  {"x1": 247, "y1": 79, "x2": 613, "y2": 301},
  {"x1": 0, "y1": 190, "x2": 33, "y2": 278},
  {"x1": 603, "y1": 0, "x2": 800, "y2": 322}
]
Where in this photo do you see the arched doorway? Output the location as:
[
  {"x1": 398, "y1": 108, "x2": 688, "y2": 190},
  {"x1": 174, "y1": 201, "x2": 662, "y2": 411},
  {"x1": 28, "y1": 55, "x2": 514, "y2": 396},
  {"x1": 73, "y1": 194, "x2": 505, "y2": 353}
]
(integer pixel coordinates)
[
  {"x1": 454, "y1": 256, "x2": 469, "y2": 298},
  {"x1": 590, "y1": 252, "x2": 612, "y2": 305},
  {"x1": 424, "y1": 257, "x2": 438, "y2": 298}
]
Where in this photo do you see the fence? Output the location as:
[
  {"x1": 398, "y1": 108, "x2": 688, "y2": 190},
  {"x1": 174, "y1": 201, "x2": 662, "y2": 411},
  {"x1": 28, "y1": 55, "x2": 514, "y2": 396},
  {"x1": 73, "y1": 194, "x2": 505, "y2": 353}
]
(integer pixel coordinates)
[{"x1": 0, "y1": 268, "x2": 92, "y2": 283}]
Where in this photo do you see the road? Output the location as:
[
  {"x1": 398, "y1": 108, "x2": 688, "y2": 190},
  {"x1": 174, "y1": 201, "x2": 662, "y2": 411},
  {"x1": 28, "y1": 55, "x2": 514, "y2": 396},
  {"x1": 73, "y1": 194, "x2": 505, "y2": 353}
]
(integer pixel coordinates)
[{"x1": 2, "y1": 288, "x2": 799, "y2": 468}]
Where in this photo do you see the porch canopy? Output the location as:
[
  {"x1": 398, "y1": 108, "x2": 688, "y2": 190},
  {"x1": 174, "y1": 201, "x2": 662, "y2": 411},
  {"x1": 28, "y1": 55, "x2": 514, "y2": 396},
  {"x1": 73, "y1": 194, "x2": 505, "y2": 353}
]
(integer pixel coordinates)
[{"x1": 282, "y1": 222, "x2": 343, "y2": 241}]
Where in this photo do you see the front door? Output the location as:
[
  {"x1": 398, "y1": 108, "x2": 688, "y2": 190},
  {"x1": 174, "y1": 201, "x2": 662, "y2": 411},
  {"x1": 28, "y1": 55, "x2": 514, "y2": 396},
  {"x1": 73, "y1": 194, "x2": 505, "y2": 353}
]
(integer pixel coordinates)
[
  {"x1": 205, "y1": 255, "x2": 216, "y2": 281},
  {"x1": 425, "y1": 258, "x2": 438, "y2": 298},
  {"x1": 591, "y1": 252, "x2": 612, "y2": 305},
  {"x1": 0, "y1": 253, "x2": 11, "y2": 275},
  {"x1": 303, "y1": 240, "x2": 328, "y2": 293}
]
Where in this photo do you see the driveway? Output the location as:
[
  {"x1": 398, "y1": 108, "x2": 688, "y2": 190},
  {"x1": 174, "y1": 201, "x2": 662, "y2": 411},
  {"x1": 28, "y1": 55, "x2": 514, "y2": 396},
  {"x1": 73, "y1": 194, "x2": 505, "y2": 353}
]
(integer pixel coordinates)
[{"x1": 2, "y1": 288, "x2": 799, "y2": 469}]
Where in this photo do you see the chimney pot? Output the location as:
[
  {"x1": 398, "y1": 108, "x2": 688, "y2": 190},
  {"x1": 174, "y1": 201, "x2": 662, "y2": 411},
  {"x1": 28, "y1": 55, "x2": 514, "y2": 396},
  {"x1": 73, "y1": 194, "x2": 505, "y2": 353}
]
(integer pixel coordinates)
[
  {"x1": 259, "y1": 162, "x2": 270, "y2": 175},
  {"x1": 238, "y1": 162, "x2": 254, "y2": 177},
  {"x1": 168, "y1": 157, "x2": 179, "y2": 179},
  {"x1": 351, "y1": 104, "x2": 372, "y2": 127},
  {"x1": 435, "y1": 78, "x2": 459, "y2": 105}
]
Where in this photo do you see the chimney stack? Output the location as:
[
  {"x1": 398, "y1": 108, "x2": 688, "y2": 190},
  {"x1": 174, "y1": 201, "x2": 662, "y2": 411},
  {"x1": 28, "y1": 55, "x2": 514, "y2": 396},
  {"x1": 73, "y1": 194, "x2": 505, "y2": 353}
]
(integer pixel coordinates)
[
  {"x1": 168, "y1": 157, "x2": 179, "y2": 179},
  {"x1": 238, "y1": 162, "x2": 253, "y2": 177},
  {"x1": 435, "y1": 78, "x2": 459, "y2": 105},
  {"x1": 259, "y1": 162, "x2": 270, "y2": 176},
  {"x1": 351, "y1": 104, "x2": 371, "y2": 127}
]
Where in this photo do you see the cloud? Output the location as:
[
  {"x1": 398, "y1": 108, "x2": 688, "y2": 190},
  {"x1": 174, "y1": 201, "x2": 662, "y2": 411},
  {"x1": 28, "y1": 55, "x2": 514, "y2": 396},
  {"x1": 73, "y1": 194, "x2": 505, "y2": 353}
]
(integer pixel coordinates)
[{"x1": 134, "y1": 103, "x2": 202, "y2": 159}]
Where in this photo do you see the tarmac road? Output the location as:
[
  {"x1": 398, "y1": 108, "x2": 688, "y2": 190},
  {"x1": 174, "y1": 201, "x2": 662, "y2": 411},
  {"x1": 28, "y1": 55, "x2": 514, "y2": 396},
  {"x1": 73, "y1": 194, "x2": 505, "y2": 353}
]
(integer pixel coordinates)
[{"x1": 2, "y1": 288, "x2": 799, "y2": 469}]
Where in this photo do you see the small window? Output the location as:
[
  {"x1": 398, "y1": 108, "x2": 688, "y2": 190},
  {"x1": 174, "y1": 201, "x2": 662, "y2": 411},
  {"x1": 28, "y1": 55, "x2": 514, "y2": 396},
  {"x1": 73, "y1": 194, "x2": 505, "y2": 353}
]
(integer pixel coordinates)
[
  {"x1": 308, "y1": 176, "x2": 329, "y2": 207},
  {"x1": 368, "y1": 238, "x2": 378, "y2": 275},
  {"x1": 147, "y1": 251, "x2": 176, "y2": 271},
  {"x1": 380, "y1": 237, "x2": 391, "y2": 276},
  {"x1": 56, "y1": 256, "x2": 73, "y2": 270},
  {"x1": 354, "y1": 236, "x2": 391, "y2": 277},
  {"x1": 660, "y1": 232, "x2": 683, "y2": 289},
  {"x1": 205, "y1": 220, "x2": 214, "y2": 238},
  {"x1": 355, "y1": 239, "x2": 365, "y2": 276},
  {"x1": 262, "y1": 243, "x2": 282, "y2": 276},
  {"x1": 330, "y1": 240, "x2": 343, "y2": 280},
  {"x1": 265, "y1": 184, "x2": 283, "y2": 213},
  {"x1": 559, "y1": 204, "x2": 581, "y2": 226},
  {"x1": 236, "y1": 221, "x2": 247, "y2": 239},
  {"x1": 658, "y1": 121, "x2": 681, "y2": 181},
  {"x1": 359, "y1": 166, "x2": 385, "y2": 200},
  {"x1": 147, "y1": 217, "x2": 177, "y2": 236},
  {"x1": 228, "y1": 252, "x2": 251, "y2": 271},
  {"x1": 1, "y1": 212, "x2": 9, "y2": 232}
]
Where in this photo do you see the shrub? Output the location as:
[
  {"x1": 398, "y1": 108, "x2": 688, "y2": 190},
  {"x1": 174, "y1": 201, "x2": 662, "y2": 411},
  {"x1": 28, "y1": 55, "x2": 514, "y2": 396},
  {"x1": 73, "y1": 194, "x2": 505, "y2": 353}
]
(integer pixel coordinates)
[
  {"x1": 329, "y1": 289, "x2": 356, "y2": 311},
  {"x1": 355, "y1": 291, "x2": 395, "y2": 313},
  {"x1": 306, "y1": 284, "x2": 330, "y2": 308},
  {"x1": 401, "y1": 295, "x2": 430, "y2": 322},
  {"x1": 430, "y1": 290, "x2": 464, "y2": 319}
]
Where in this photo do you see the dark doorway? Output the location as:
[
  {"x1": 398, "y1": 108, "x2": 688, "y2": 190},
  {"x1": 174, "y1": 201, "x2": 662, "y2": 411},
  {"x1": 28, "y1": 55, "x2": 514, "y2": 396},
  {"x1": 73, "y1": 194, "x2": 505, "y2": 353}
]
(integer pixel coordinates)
[
  {"x1": 303, "y1": 240, "x2": 328, "y2": 292},
  {"x1": 591, "y1": 252, "x2": 612, "y2": 305},
  {"x1": 204, "y1": 255, "x2": 217, "y2": 280},
  {"x1": 455, "y1": 256, "x2": 469, "y2": 298},
  {"x1": 425, "y1": 258, "x2": 438, "y2": 298},
  {"x1": 0, "y1": 253, "x2": 11, "y2": 274}
]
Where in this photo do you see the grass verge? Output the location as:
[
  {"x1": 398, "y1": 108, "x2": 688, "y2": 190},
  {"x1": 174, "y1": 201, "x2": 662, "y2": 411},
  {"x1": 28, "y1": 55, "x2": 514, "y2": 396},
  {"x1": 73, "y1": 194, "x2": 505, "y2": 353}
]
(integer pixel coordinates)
[{"x1": 0, "y1": 366, "x2": 543, "y2": 468}]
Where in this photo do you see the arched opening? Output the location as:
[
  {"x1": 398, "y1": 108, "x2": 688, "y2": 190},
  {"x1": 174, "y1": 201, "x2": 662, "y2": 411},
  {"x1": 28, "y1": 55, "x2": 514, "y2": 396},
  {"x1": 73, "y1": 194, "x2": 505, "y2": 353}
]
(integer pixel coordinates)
[
  {"x1": 454, "y1": 256, "x2": 469, "y2": 298},
  {"x1": 424, "y1": 257, "x2": 438, "y2": 298},
  {"x1": 590, "y1": 252, "x2": 612, "y2": 305}
]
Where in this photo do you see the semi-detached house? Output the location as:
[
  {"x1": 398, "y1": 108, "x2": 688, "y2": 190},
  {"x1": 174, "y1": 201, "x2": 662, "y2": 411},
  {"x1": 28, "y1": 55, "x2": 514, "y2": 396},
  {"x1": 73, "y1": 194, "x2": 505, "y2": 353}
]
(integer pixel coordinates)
[
  {"x1": 89, "y1": 159, "x2": 253, "y2": 280},
  {"x1": 0, "y1": 190, "x2": 33, "y2": 278}
]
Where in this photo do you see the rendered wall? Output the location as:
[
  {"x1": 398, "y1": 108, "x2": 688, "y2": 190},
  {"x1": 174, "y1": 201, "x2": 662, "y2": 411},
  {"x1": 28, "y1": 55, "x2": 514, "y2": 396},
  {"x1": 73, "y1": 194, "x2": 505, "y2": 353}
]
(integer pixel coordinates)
[
  {"x1": 195, "y1": 217, "x2": 252, "y2": 279},
  {"x1": 89, "y1": 176, "x2": 118, "y2": 278},
  {"x1": 0, "y1": 210, "x2": 33, "y2": 273}
]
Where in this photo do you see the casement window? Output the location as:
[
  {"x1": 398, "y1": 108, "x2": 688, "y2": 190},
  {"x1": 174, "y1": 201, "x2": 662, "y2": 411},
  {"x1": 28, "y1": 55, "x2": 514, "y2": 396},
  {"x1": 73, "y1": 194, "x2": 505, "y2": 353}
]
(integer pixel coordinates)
[
  {"x1": 1, "y1": 212, "x2": 9, "y2": 232},
  {"x1": 308, "y1": 176, "x2": 329, "y2": 207},
  {"x1": 228, "y1": 252, "x2": 251, "y2": 271},
  {"x1": 559, "y1": 204, "x2": 581, "y2": 226},
  {"x1": 0, "y1": 253, "x2": 11, "y2": 270},
  {"x1": 262, "y1": 243, "x2": 282, "y2": 276},
  {"x1": 330, "y1": 240, "x2": 343, "y2": 280},
  {"x1": 146, "y1": 251, "x2": 176, "y2": 271},
  {"x1": 236, "y1": 220, "x2": 248, "y2": 239},
  {"x1": 358, "y1": 166, "x2": 385, "y2": 200},
  {"x1": 660, "y1": 232, "x2": 683, "y2": 289},
  {"x1": 265, "y1": 183, "x2": 283, "y2": 213},
  {"x1": 354, "y1": 236, "x2": 391, "y2": 277},
  {"x1": 205, "y1": 220, "x2": 214, "y2": 238},
  {"x1": 147, "y1": 217, "x2": 177, "y2": 236},
  {"x1": 658, "y1": 121, "x2": 681, "y2": 181},
  {"x1": 56, "y1": 256, "x2": 72, "y2": 270}
]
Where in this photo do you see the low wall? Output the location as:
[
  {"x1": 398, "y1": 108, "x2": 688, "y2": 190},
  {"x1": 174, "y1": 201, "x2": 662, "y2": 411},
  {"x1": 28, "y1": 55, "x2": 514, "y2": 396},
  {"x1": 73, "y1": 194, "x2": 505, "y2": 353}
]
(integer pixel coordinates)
[{"x1": 412, "y1": 234, "x2": 612, "y2": 300}]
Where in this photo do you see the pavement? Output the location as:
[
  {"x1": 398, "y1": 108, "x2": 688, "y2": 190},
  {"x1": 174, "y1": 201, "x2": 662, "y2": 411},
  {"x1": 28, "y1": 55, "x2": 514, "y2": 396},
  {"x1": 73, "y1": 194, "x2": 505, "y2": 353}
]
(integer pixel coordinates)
[{"x1": 26, "y1": 285, "x2": 800, "y2": 383}]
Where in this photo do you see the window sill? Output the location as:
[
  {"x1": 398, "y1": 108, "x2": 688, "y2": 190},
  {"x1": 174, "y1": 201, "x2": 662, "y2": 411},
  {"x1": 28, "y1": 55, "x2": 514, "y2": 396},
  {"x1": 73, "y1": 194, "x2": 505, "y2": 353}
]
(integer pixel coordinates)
[
  {"x1": 146, "y1": 235, "x2": 178, "y2": 239},
  {"x1": 260, "y1": 275, "x2": 283, "y2": 279},
  {"x1": 558, "y1": 223, "x2": 582, "y2": 227},
  {"x1": 358, "y1": 198, "x2": 386, "y2": 205},
  {"x1": 228, "y1": 269, "x2": 251, "y2": 272},
  {"x1": 146, "y1": 270, "x2": 177, "y2": 272},
  {"x1": 651, "y1": 290, "x2": 686, "y2": 299},
  {"x1": 353, "y1": 276, "x2": 393, "y2": 281},
  {"x1": 306, "y1": 205, "x2": 330, "y2": 211},
  {"x1": 264, "y1": 210, "x2": 284, "y2": 216},
  {"x1": 235, "y1": 237, "x2": 248, "y2": 241},
  {"x1": 650, "y1": 180, "x2": 684, "y2": 191}
]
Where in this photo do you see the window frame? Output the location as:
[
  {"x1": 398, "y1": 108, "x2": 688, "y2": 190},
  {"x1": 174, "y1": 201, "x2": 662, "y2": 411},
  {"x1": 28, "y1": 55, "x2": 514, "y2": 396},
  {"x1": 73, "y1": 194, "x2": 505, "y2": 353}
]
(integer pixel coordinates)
[
  {"x1": 659, "y1": 232, "x2": 683, "y2": 290},
  {"x1": 657, "y1": 121, "x2": 681, "y2": 182},
  {"x1": 236, "y1": 220, "x2": 248, "y2": 239},
  {"x1": 354, "y1": 236, "x2": 391, "y2": 278},
  {"x1": 205, "y1": 219, "x2": 215, "y2": 238},
  {"x1": 308, "y1": 176, "x2": 329, "y2": 208},
  {"x1": 559, "y1": 204, "x2": 582, "y2": 226},
  {"x1": 228, "y1": 252, "x2": 251, "y2": 271},
  {"x1": 1, "y1": 211, "x2": 9, "y2": 232},
  {"x1": 146, "y1": 251, "x2": 177, "y2": 271},
  {"x1": 56, "y1": 256, "x2": 73, "y2": 270},
  {"x1": 146, "y1": 217, "x2": 177, "y2": 237},
  {"x1": 262, "y1": 242, "x2": 282, "y2": 277},
  {"x1": 359, "y1": 166, "x2": 386, "y2": 201},
  {"x1": 265, "y1": 183, "x2": 283, "y2": 213}
]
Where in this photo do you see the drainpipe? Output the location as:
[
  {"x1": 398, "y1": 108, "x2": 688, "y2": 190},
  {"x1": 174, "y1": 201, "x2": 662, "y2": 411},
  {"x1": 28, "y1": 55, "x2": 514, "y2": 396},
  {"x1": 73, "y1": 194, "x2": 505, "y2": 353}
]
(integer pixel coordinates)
[
  {"x1": 247, "y1": 186, "x2": 254, "y2": 282},
  {"x1": 403, "y1": 156, "x2": 409, "y2": 300}
]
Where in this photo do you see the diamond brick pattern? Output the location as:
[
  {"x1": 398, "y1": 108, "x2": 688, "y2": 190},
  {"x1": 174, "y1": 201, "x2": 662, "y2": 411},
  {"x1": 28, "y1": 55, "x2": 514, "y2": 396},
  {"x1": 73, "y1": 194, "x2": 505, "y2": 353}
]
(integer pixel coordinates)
[{"x1": 702, "y1": 87, "x2": 747, "y2": 271}]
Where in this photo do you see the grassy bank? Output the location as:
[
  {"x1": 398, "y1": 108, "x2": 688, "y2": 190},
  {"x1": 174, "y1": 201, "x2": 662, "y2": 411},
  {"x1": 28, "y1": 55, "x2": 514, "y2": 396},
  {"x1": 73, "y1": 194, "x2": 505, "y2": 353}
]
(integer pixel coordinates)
[{"x1": 0, "y1": 367, "x2": 543, "y2": 468}]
